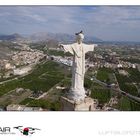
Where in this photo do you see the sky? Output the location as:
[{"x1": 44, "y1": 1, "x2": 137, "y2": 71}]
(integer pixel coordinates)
[{"x1": 0, "y1": 6, "x2": 140, "y2": 42}]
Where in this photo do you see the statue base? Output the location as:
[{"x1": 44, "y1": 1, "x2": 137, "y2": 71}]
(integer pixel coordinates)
[
  {"x1": 67, "y1": 88, "x2": 86, "y2": 102},
  {"x1": 60, "y1": 96, "x2": 97, "y2": 111}
]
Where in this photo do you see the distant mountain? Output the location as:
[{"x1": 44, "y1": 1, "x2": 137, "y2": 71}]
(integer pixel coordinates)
[
  {"x1": 29, "y1": 32, "x2": 103, "y2": 43},
  {"x1": 0, "y1": 33, "x2": 25, "y2": 41},
  {"x1": 0, "y1": 32, "x2": 103, "y2": 43}
]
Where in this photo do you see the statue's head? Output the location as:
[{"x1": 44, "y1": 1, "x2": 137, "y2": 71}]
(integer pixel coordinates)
[{"x1": 75, "y1": 31, "x2": 84, "y2": 44}]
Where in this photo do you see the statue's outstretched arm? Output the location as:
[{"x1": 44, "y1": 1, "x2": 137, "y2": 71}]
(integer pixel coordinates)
[
  {"x1": 84, "y1": 44, "x2": 98, "y2": 53},
  {"x1": 59, "y1": 44, "x2": 74, "y2": 55}
]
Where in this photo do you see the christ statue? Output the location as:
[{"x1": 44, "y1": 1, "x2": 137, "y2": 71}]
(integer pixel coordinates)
[{"x1": 60, "y1": 31, "x2": 97, "y2": 102}]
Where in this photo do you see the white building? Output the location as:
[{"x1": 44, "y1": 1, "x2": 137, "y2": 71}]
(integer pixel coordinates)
[
  {"x1": 132, "y1": 64, "x2": 136, "y2": 69},
  {"x1": 13, "y1": 66, "x2": 32, "y2": 76},
  {"x1": 5, "y1": 63, "x2": 15, "y2": 70}
]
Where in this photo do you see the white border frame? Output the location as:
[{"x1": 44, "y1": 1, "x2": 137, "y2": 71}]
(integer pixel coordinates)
[{"x1": 0, "y1": 0, "x2": 140, "y2": 5}]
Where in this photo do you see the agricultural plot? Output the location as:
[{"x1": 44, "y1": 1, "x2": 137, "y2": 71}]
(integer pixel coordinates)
[
  {"x1": 0, "y1": 61, "x2": 65, "y2": 97},
  {"x1": 115, "y1": 71, "x2": 139, "y2": 96}
]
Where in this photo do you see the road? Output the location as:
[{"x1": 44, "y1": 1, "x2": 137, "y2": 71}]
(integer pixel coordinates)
[{"x1": 86, "y1": 75, "x2": 140, "y2": 104}]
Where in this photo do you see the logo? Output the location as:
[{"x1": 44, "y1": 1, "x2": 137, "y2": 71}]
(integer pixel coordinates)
[
  {"x1": 13, "y1": 126, "x2": 41, "y2": 136},
  {"x1": 0, "y1": 127, "x2": 15, "y2": 135},
  {"x1": 0, "y1": 126, "x2": 41, "y2": 136}
]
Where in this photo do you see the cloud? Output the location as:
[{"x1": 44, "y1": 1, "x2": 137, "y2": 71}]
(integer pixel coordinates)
[{"x1": 0, "y1": 6, "x2": 140, "y2": 41}]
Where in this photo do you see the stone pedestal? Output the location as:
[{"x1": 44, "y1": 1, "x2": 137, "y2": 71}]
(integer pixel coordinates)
[{"x1": 60, "y1": 96, "x2": 96, "y2": 111}]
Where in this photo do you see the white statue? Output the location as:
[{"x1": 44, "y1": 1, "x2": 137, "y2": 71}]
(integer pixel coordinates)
[{"x1": 60, "y1": 31, "x2": 97, "y2": 102}]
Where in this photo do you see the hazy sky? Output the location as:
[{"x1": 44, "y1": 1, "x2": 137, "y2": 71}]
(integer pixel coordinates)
[{"x1": 0, "y1": 6, "x2": 140, "y2": 42}]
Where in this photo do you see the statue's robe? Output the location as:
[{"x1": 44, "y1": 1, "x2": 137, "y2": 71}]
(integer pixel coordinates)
[{"x1": 62, "y1": 43, "x2": 95, "y2": 101}]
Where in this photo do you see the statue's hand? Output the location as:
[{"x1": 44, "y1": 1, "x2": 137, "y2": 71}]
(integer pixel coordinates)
[
  {"x1": 58, "y1": 43, "x2": 64, "y2": 49},
  {"x1": 94, "y1": 44, "x2": 98, "y2": 47}
]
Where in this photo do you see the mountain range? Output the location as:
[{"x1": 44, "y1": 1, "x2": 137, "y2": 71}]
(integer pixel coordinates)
[
  {"x1": 0, "y1": 32, "x2": 103, "y2": 43},
  {"x1": 0, "y1": 33, "x2": 25, "y2": 41}
]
